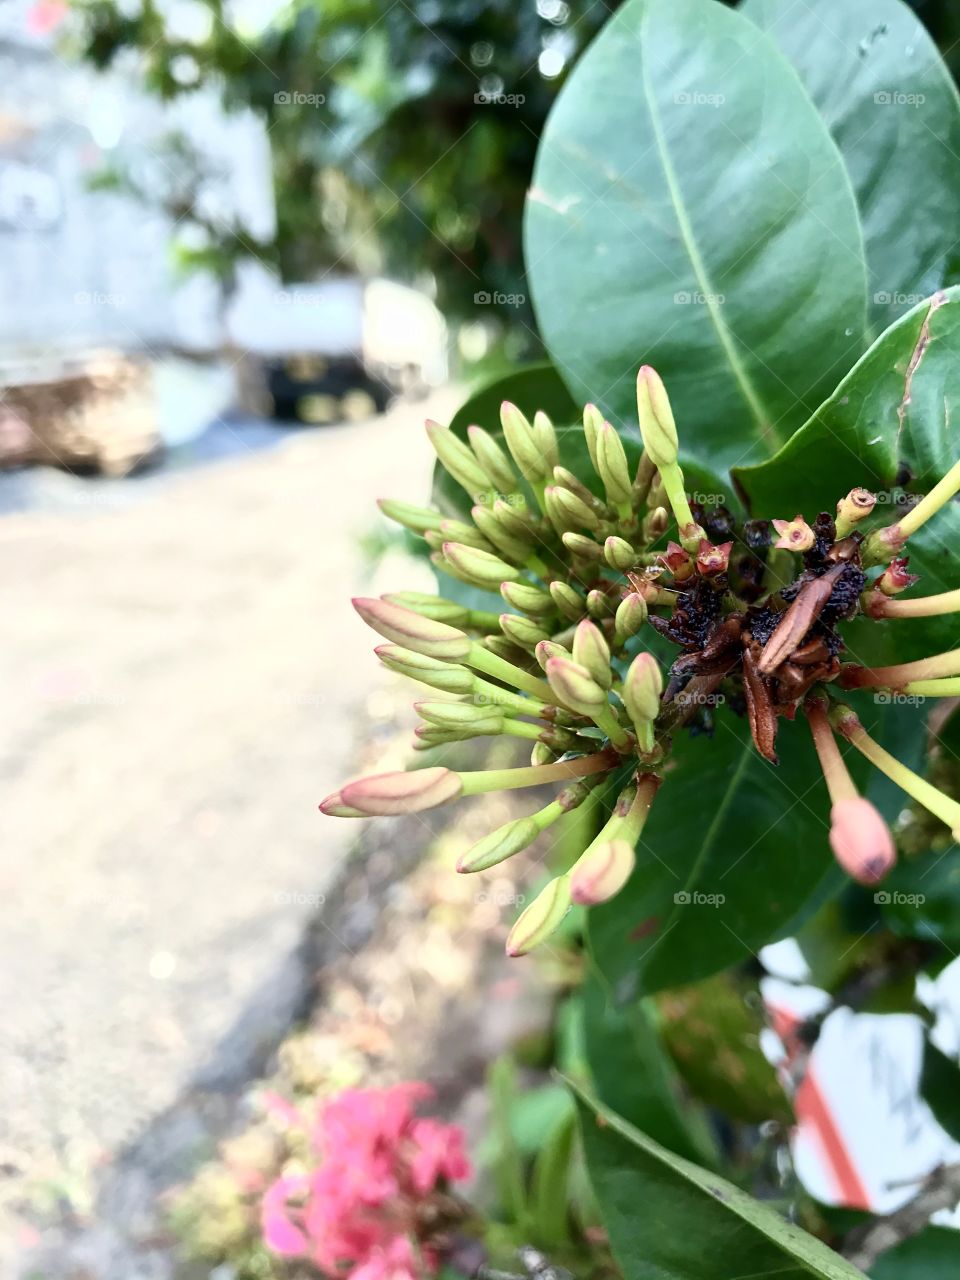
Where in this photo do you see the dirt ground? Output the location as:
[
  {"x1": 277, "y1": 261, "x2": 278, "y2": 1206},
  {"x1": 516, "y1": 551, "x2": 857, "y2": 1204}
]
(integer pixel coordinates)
[{"x1": 0, "y1": 390, "x2": 462, "y2": 1266}]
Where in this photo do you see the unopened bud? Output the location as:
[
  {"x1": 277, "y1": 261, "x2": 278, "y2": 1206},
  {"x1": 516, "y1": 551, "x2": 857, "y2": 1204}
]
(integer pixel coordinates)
[
  {"x1": 587, "y1": 589, "x2": 616, "y2": 618},
  {"x1": 623, "y1": 652, "x2": 663, "y2": 725},
  {"x1": 572, "y1": 619, "x2": 612, "y2": 689},
  {"x1": 530, "y1": 742, "x2": 554, "y2": 765},
  {"x1": 604, "y1": 536, "x2": 638, "y2": 571},
  {"x1": 377, "y1": 498, "x2": 443, "y2": 534},
  {"x1": 595, "y1": 421, "x2": 632, "y2": 505},
  {"x1": 353, "y1": 597, "x2": 472, "y2": 660},
  {"x1": 376, "y1": 644, "x2": 475, "y2": 694},
  {"x1": 438, "y1": 518, "x2": 492, "y2": 551},
  {"x1": 615, "y1": 592, "x2": 648, "y2": 642},
  {"x1": 500, "y1": 612, "x2": 550, "y2": 649},
  {"x1": 337, "y1": 766, "x2": 463, "y2": 816},
  {"x1": 384, "y1": 591, "x2": 470, "y2": 626},
  {"x1": 442, "y1": 541, "x2": 523, "y2": 588},
  {"x1": 642, "y1": 506, "x2": 669, "y2": 541},
  {"x1": 636, "y1": 366, "x2": 679, "y2": 469},
  {"x1": 425, "y1": 420, "x2": 491, "y2": 494},
  {"x1": 550, "y1": 580, "x2": 584, "y2": 621},
  {"x1": 506, "y1": 875, "x2": 572, "y2": 957},
  {"x1": 457, "y1": 817, "x2": 542, "y2": 873},
  {"x1": 533, "y1": 410, "x2": 559, "y2": 473},
  {"x1": 562, "y1": 531, "x2": 604, "y2": 562},
  {"x1": 545, "y1": 656, "x2": 608, "y2": 716},
  {"x1": 483, "y1": 634, "x2": 527, "y2": 663},
  {"x1": 829, "y1": 796, "x2": 896, "y2": 884},
  {"x1": 500, "y1": 581, "x2": 554, "y2": 616},
  {"x1": 472, "y1": 505, "x2": 530, "y2": 562},
  {"x1": 416, "y1": 700, "x2": 503, "y2": 729},
  {"x1": 318, "y1": 790, "x2": 368, "y2": 817},
  {"x1": 535, "y1": 640, "x2": 570, "y2": 671},
  {"x1": 500, "y1": 401, "x2": 548, "y2": 483},
  {"x1": 696, "y1": 540, "x2": 732, "y2": 577},
  {"x1": 772, "y1": 515, "x2": 816, "y2": 553},
  {"x1": 835, "y1": 488, "x2": 877, "y2": 537},
  {"x1": 492, "y1": 497, "x2": 534, "y2": 538},
  {"x1": 467, "y1": 424, "x2": 517, "y2": 492},
  {"x1": 570, "y1": 839, "x2": 636, "y2": 905},
  {"x1": 545, "y1": 485, "x2": 601, "y2": 532},
  {"x1": 582, "y1": 403, "x2": 604, "y2": 471},
  {"x1": 878, "y1": 556, "x2": 919, "y2": 596}
]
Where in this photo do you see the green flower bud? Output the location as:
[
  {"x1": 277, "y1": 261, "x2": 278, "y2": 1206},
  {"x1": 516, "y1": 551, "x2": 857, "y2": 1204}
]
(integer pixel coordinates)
[
  {"x1": 483, "y1": 634, "x2": 528, "y2": 663},
  {"x1": 425, "y1": 419, "x2": 491, "y2": 495},
  {"x1": 500, "y1": 612, "x2": 551, "y2": 650},
  {"x1": 570, "y1": 839, "x2": 636, "y2": 905},
  {"x1": 553, "y1": 466, "x2": 601, "y2": 509},
  {"x1": 582, "y1": 403, "x2": 604, "y2": 471},
  {"x1": 506, "y1": 875, "x2": 571, "y2": 956},
  {"x1": 353, "y1": 597, "x2": 472, "y2": 660},
  {"x1": 549, "y1": 580, "x2": 584, "y2": 622},
  {"x1": 383, "y1": 591, "x2": 470, "y2": 627},
  {"x1": 636, "y1": 366, "x2": 678, "y2": 469},
  {"x1": 377, "y1": 498, "x2": 443, "y2": 534},
  {"x1": 492, "y1": 497, "x2": 534, "y2": 537},
  {"x1": 545, "y1": 657, "x2": 608, "y2": 716},
  {"x1": 500, "y1": 401, "x2": 548, "y2": 483},
  {"x1": 472, "y1": 505, "x2": 531, "y2": 563},
  {"x1": 587, "y1": 589, "x2": 616, "y2": 618},
  {"x1": 337, "y1": 766, "x2": 463, "y2": 816},
  {"x1": 467, "y1": 424, "x2": 518, "y2": 492},
  {"x1": 595, "y1": 421, "x2": 632, "y2": 505},
  {"x1": 572, "y1": 619, "x2": 612, "y2": 689},
  {"x1": 438, "y1": 518, "x2": 492, "y2": 551},
  {"x1": 604, "y1": 536, "x2": 638, "y2": 571},
  {"x1": 442, "y1": 541, "x2": 523, "y2": 588},
  {"x1": 416, "y1": 699, "x2": 505, "y2": 730},
  {"x1": 623, "y1": 652, "x2": 663, "y2": 726},
  {"x1": 376, "y1": 644, "x2": 476, "y2": 694},
  {"x1": 501, "y1": 580, "x2": 554, "y2": 616},
  {"x1": 532, "y1": 409, "x2": 560, "y2": 473},
  {"x1": 545, "y1": 485, "x2": 601, "y2": 533},
  {"x1": 614, "y1": 593, "x2": 648, "y2": 643},
  {"x1": 561, "y1": 531, "x2": 604, "y2": 562},
  {"x1": 457, "y1": 816, "x2": 542, "y2": 873},
  {"x1": 535, "y1": 639, "x2": 571, "y2": 671},
  {"x1": 642, "y1": 506, "x2": 669, "y2": 542},
  {"x1": 530, "y1": 741, "x2": 555, "y2": 765},
  {"x1": 318, "y1": 790, "x2": 368, "y2": 817}
]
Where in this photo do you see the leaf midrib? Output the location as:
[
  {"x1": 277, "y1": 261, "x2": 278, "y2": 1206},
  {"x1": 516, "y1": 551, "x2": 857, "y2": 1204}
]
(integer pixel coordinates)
[{"x1": 638, "y1": 14, "x2": 780, "y2": 454}]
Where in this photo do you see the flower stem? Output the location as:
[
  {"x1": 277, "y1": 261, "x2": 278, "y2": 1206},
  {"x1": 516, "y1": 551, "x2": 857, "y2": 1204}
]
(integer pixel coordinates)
[
  {"x1": 830, "y1": 705, "x2": 960, "y2": 838},
  {"x1": 458, "y1": 750, "x2": 617, "y2": 796},
  {"x1": 863, "y1": 458, "x2": 960, "y2": 564},
  {"x1": 868, "y1": 587, "x2": 960, "y2": 618},
  {"x1": 467, "y1": 641, "x2": 555, "y2": 702},
  {"x1": 658, "y1": 462, "x2": 704, "y2": 551},
  {"x1": 591, "y1": 702, "x2": 634, "y2": 751},
  {"x1": 804, "y1": 700, "x2": 858, "y2": 803},
  {"x1": 904, "y1": 677, "x2": 960, "y2": 696},
  {"x1": 840, "y1": 649, "x2": 960, "y2": 688}
]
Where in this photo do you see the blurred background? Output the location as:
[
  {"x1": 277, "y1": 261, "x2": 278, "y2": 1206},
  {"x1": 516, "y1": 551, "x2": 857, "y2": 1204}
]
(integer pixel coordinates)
[{"x1": 4, "y1": 1, "x2": 960, "y2": 1277}]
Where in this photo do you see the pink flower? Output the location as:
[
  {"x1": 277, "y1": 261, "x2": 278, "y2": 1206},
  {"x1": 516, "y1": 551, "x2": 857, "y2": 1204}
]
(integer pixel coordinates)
[
  {"x1": 262, "y1": 1175, "x2": 310, "y2": 1256},
  {"x1": 351, "y1": 1235, "x2": 420, "y2": 1280},
  {"x1": 26, "y1": 1, "x2": 68, "y2": 36},
  {"x1": 408, "y1": 1117, "x2": 472, "y2": 1194}
]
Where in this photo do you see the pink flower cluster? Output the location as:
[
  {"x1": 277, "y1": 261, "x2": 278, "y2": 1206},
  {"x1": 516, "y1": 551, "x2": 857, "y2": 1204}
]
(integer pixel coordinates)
[{"x1": 262, "y1": 1083, "x2": 472, "y2": 1280}]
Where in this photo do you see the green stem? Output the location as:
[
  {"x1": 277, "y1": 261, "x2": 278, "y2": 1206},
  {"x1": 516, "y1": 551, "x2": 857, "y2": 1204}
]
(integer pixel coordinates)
[
  {"x1": 458, "y1": 750, "x2": 616, "y2": 796},
  {"x1": 467, "y1": 641, "x2": 555, "y2": 701}
]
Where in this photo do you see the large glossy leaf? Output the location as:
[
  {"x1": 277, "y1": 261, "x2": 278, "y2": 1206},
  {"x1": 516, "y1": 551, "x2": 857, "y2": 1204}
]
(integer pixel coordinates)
[
  {"x1": 735, "y1": 288, "x2": 960, "y2": 665},
  {"x1": 870, "y1": 1227, "x2": 960, "y2": 1278},
  {"x1": 581, "y1": 972, "x2": 718, "y2": 1166},
  {"x1": 742, "y1": 0, "x2": 960, "y2": 335},
  {"x1": 919, "y1": 1038, "x2": 960, "y2": 1143},
  {"x1": 525, "y1": 0, "x2": 868, "y2": 474},
  {"x1": 571, "y1": 1081, "x2": 868, "y2": 1279}
]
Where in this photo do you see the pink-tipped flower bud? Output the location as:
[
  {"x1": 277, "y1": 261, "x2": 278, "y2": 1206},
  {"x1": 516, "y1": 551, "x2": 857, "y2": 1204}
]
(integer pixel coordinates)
[
  {"x1": 572, "y1": 619, "x2": 613, "y2": 689},
  {"x1": 375, "y1": 644, "x2": 475, "y2": 695},
  {"x1": 545, "y1": 485, "x2": 601, "y2": 533},
  {"x1": 535, "y1": 639, "x2": 571, "y2": 671},
  {"x1": 549, "y1": 580, "x2": 585, "y2": 621},
  {"x1": 595, "y1": 421, "x2": 633, "y2": 505},
  {"x1": 442, "y1": 541, "x2": 523, "y2": 588},
  {"x1": 636, "y1": 366, "x2": 679, "y2": 469},
  {"x1": 467, "y1": 424, "x2": 517, "y2": 491},
  {"x1": 506, "y1": 875, "x2": 572, "y2": 957},
  {"x1": 318, "y1": 790, "x2": 368, "y2": 818},
  {"x1": 500, "y1": 401, "x2": 548, "y2": 484},
  {"x1": 425, "y1": 419, "x2": 491, "y2": 494},
  {"x1": 582, "y1": 403, "x2": 604, "y2": 471},
  {"x1": 604, "y1": 536, "x2": 638, "y2": 571},
  {"x1": 615, "y1": 592, "x2": 648, "y2": 643},
  {"x1": 340, "y1": 767, "x2": 463, "y2": 816},
  {"x1": 877, "y1": 555, "x2": 920, "y2": 596},
  {"x1": 499, "y1": 612, "x2": 550, "y2": 650},
  {"x1": 622, "y1": 652, "x2": 663, "y2": 726},
  {"x1": 383, "y1": 591, "x2": 471, "y2": 627},
  {"x1": 829, "y1": 796, "x2": 896, "y2": 884},
  {"x1": 545, "y1": 657, "x2": 608, "y2": 717},
  {"x1": 696, "y1": 539, "x2": 732, "y2": 577},
  {"x1": 772, "y1": 515, "x2": 816, "y2": 553},
  {"x1": 376, "y1": 498, "x2": 444, "y2": 534},
  {"x1": 457, "y1": 817, "x2": 541, "y2": 873},
  {"x1": 562, "y1": 531, "x2": 604, "y2": 562},
  {"x1": 532, "y1": 409, "x2": 560, "y2": 473},
  {"x1": 500, "y1": 580, "x2": 554, "y2": 617},
  {"x1": 586, "y1": 588, "x2": 616, "y2": 618},
  {"x1": 353, "y1": 597, "x2": 472, "y2": 661},
  {"x1": 570, "y1": 839, "x2": 636, "y2": 905}
]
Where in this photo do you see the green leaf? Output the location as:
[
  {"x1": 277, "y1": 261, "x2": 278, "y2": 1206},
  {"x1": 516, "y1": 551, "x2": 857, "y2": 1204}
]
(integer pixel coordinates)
[
  {"x1": 525, "y1": 0, "x2": 867, "y2": 474},
  {"x1": 529, "y1": 1110, "x2": 577, "y2": 1247},
  {"x1": 581, "y1": 972, "x2": 718, "y2": 1165},
  {"x1": 870, "y1": 1226, "x2": 960, "y2": 1278},
  {"x1": 570, "y1": 1080, "x2": 868, "y2": 1279},
  {"x1": 741, "y1": 0, "x2": 960, "y2": 334},
  {"x1": 919, "y1": 1038, "x2": 960, "y2": 1142},
  {"x1": 735, "y1": 287, "x2": 960, "y2": 663}
]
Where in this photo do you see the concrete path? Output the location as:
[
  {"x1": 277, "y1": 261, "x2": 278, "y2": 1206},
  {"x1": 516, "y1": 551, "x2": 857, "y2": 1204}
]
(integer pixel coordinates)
[{"x1": 0, "y1": 392, "x2": 457, "y2": 1210}]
